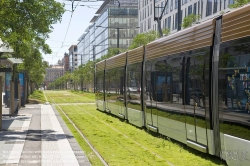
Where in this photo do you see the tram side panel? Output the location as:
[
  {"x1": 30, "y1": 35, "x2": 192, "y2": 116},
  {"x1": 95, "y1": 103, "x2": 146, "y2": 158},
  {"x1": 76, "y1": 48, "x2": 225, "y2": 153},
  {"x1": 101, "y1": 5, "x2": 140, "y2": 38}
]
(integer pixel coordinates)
[
  {"x1": 144, "y1": 18, "x2": 216, "y2": 149},
  {"x1": 126, "y1": 62, "x2": 144, "y2": 127},
  {"x1": 144, "y1": 55, "x2": 187, "y2": 144},
  {"x1": 95, "y1": 61, "x2": 105, "y2": 111},
  {"x1": 126, "y1": 47, "x2": 145, "y2": 127},
  {"x1": 105, "y1": 66, "x2": 126, "y2": 117},
  {"x1": 217, "y1": 5, "x2": 250, "y2": 165}
]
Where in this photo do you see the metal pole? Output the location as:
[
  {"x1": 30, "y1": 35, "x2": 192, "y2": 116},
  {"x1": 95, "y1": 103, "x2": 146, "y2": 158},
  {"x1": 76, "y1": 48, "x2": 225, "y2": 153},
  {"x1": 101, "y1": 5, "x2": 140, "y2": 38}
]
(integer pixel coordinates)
[
  {"x1": 178, "y1": 0, "x2": 182, "y2": 31},
  {"x1": 0, "y1": 76, "x2": 2, "y2": 130},
  {"x1": 81, "y1": 54, "x2": 82, "y2": 65},
  {"x1": 117, "y1": 28, "x2": 119, "y2": 54},
  {"x1": 93, "y1": 46, "x2": 96, "y2": 93}
]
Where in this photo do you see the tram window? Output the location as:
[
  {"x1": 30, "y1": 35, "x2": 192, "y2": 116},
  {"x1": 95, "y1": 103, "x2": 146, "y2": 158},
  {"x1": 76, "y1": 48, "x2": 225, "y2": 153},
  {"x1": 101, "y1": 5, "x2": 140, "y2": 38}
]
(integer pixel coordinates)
[{"x1": 218, "y1": 36, "x2": 250, "y2": 141}]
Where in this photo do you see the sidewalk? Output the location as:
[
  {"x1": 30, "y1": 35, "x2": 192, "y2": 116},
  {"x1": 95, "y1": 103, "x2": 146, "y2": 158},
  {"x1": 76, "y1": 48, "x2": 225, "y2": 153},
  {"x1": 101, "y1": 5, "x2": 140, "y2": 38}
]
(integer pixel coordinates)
[{"x1": 0, "y1": 104, "x2": 91, "y2": 166}]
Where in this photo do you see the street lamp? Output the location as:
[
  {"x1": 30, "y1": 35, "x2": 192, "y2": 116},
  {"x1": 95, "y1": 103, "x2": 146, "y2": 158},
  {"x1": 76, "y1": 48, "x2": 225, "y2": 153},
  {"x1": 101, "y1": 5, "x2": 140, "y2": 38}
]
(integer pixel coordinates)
[{"x1": 96, "y1": 25, "x2": 140, "y2": 54}]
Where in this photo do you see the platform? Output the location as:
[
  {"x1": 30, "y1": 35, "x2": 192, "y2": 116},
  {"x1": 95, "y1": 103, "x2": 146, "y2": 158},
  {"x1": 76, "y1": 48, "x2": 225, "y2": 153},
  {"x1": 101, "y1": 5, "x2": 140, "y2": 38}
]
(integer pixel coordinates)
[{"x1": 0, "y1": 104, "x2": 91, "y2": 166}]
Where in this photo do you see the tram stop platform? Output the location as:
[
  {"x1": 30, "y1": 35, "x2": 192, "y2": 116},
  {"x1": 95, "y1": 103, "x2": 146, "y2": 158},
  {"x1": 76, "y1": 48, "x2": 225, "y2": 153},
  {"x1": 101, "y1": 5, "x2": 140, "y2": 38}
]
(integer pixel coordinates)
[{"x1": 0, "y1": 104, "x2": 91, "y2": 166}]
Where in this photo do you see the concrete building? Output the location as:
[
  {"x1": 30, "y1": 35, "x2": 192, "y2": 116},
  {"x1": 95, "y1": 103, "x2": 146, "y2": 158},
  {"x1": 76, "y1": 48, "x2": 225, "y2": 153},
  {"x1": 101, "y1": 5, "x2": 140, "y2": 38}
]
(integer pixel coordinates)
[
  {"x1": 77, "y1": 0, "x2": 139, "y2": 65},
  {"x1": 138, "y1": 0, "x2": 234, "y2": 34},
  {"x1": 45, "y1": 65, "x2": 64, "y2": 89},
  {"x1": 68, "y1": 45, "x2": 78, "y2": 72},
  {"x1": 62, "y1": 53, "x2": 69, "y2": 72}
]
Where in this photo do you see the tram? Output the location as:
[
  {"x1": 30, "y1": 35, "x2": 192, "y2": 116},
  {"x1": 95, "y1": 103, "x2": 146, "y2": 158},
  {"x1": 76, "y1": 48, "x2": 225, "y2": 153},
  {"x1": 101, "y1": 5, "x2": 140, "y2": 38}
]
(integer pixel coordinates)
[{"x1": 95, "y1": 4, "x2": 250, "y2": 166}]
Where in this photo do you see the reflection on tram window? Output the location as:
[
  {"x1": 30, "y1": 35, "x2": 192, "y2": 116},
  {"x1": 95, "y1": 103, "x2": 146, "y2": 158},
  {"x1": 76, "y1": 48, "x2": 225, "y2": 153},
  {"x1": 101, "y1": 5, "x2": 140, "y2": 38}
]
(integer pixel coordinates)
[
  {"x1": 145, "y1": 47, "x2": 211, "y2": 129},
  {"x1": 106, "y1": 67, "x2": 125, "y2": 106},
  {"x1": 219, "y1": 36, "x2": 250, "y2": 141},
  {"x1": 127, "y1": 63, "x2": 142, "y2": 110},
  {"x1": 96, "y1": 71, "x2": 104, "y2": 99}
]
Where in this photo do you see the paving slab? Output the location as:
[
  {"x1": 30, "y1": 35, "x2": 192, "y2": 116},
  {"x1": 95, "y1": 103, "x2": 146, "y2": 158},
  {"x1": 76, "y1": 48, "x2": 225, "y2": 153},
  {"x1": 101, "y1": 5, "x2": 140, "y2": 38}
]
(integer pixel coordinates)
[{"x1": 0, "y1": 104, "x2": 92, "y2": 166}]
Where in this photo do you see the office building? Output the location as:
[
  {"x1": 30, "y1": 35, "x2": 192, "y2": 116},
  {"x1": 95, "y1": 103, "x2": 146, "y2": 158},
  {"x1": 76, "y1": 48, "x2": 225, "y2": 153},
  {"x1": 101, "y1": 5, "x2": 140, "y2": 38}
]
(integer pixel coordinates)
[{"x1": 77, "y1": 0, "x2": 139, "y2": 65}]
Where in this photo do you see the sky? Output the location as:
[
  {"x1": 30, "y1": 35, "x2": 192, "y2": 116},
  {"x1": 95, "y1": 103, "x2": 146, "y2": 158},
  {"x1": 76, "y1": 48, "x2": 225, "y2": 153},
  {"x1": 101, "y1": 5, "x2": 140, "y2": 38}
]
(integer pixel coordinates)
[{"x1": 43, "y1": 0, "x2": 104, "y2": 65}]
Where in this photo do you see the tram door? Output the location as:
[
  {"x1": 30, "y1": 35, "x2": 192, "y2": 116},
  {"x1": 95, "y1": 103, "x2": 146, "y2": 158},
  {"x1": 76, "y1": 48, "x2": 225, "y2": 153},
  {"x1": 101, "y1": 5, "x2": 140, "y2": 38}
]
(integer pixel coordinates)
[{"x1": 184, "y1": 56, "x2": 208, "y2": 150}]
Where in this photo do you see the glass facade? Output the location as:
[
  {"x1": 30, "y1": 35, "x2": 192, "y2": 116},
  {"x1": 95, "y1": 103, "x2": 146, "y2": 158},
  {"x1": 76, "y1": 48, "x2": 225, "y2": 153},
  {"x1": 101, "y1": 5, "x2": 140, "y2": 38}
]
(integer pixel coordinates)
[
  {"x1": 77, "y1": 0, "x2": 138, "y2": 65},
  {"x1": 218, "y1": 36, "x2": 250, "y2": 141},
  {"x1": 139, "y1": 0, "x2": 234, "y2": 37}
]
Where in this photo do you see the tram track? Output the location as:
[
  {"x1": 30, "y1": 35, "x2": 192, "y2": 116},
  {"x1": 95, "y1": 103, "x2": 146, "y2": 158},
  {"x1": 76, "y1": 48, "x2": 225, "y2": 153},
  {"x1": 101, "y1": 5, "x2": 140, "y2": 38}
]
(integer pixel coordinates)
[
  {"x1": 43, "y1": 91, "x2": 109, "y2": 166},
  {"x1": 43, "y1": 91, "x2": 174, "y2": 165},
  {"x1": 73, "y1": 105, "x2": 175, "y2": 166}
]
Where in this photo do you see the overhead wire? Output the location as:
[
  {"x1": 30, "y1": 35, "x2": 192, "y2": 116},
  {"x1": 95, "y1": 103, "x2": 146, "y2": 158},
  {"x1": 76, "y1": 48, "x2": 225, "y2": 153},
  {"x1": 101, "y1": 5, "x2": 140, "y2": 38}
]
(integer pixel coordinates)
[{"x1": 52, "y1": 0, "x2": 82, "y2": 64}]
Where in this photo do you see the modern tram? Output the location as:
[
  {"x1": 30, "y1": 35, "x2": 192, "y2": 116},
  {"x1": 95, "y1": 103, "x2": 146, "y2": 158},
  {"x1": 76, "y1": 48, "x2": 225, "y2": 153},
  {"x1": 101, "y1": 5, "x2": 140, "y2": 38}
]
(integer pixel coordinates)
[{"x1": 95, "y1": 4, "x2": 250, "y2": 166}]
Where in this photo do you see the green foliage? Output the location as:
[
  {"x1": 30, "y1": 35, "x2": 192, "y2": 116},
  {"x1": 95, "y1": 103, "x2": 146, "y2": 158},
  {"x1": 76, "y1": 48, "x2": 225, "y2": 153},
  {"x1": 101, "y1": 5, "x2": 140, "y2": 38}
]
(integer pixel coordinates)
[
  {"x1": 0, "y1": 0, "x2": 65, "y2": 57},
  {"x1": 0, "y1": 0, "x2": 64, "y2": 89},
  {"x1": 18, "y1": 48, "x2": 47, "y2": 85},
  {"x1": 28, "y1": 90, "x2": 46, "y2": 103},
  {"x1": 229, "y1": 0, "x2": 250, "y2": 8},
  {"x1": 129, "y1": 30, "x2": 159, "y2": 49},
  {"x1": 162, "y1": 28, "x2": 170, "y2": 36},
  {"x1": 44, "y1": 90, "x2": 95, "y2": 103},
  {"x1": 220, "y1": 11, "x2": 225, "y2": 14},
  {"x1": 96, "y1": 48, "x2": 118, "y2": 62},
  {"x1": 181, "y1": 14, "x2": 200, "y2": 29}
]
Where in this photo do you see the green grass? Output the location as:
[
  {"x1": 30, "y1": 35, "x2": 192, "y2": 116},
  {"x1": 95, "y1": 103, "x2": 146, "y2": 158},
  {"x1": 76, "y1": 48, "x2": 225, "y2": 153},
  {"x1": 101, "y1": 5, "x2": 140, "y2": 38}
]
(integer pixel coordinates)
[
  {"x1": 56, "y1": 106, "x2": 104, "y2": 166},
  {"x1": 28, "y1": 90, "x2": 46, "y2": 103},
  {"x1": 44, "y1": 90, "x2": 95, "y2": 103},
  {"x1": 57, "y1": 104, "x2": 225, "y2": 166}
]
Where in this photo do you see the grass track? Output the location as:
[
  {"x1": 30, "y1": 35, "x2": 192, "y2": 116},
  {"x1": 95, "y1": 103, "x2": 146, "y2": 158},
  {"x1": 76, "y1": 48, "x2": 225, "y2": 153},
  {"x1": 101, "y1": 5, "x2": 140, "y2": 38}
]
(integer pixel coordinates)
[
  {"x1": 56, "y1": 105, "x2": 104, "y2": 166},
  {"x1": 45, "y1": 90, "x2": 95, "y2": 103},
  {"x1": 59, "y1": 104, "x2": 225, "y2": 166},
  {"x1": 43, "y1": 91, "x2": 226, "y2": 166}
]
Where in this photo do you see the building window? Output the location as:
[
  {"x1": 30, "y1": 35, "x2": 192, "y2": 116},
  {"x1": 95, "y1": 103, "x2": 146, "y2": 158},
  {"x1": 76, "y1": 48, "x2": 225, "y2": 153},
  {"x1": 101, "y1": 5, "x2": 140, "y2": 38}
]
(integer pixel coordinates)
[
  {"x1": 170, "y1": 0, "x2": 173, "y2": 12},
  {"x1": 161, "y1": 2, "x2": 164, "y2": 13},
  {"x1": 175, "y1": 12, "x2": 178, "y2": 29},
  {"x1": 188, "y1": 5, "x2": 192, "y2": 15},
  {"x1": 165, "y1": 0, "x2": 169, "y2": 14},
  {"x1": 151, "y1": 4, "x2": 152, "y2": 15},
  {"x1": 167, "y1": 16, "x2": 171, "y2": 29},
  {"x1": 228, "y1": 0, "x2": 234, "y2": 6},
  {"x1": 201, "y1": 0, "x2": 203, "y2": 18},
  {"x1": 175, "y1": 0, "x2": 178, "y2": 9},
  {"x1": 194, "y1": 3, "x2": 197, "y2": 15},
  {"x1": 172, "y1": 14, "x2": 174, "y2": 30},
  {"x1": 148, "y1": 18, "x2": 151, "y2": 29},
  {"x1": 214, "y1": 0, "x2": 218, "y2": 13},
  {"x1": 206, "y1": 0, "x2": 212, "y2": 16}
]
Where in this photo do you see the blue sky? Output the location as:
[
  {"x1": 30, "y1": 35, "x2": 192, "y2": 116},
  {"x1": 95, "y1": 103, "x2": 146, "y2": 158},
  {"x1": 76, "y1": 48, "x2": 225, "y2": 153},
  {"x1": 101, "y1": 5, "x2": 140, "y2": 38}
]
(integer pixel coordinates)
[{"x1": 43, "y1": 0, "x2": 104, "y2": 65}]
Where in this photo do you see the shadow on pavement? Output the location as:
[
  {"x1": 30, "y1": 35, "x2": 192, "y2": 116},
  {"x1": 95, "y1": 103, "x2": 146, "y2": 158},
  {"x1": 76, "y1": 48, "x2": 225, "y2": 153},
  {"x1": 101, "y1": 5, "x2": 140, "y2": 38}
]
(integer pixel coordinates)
[{"x1": 0, "y1": 129, "x2": 74, "y2": 141}]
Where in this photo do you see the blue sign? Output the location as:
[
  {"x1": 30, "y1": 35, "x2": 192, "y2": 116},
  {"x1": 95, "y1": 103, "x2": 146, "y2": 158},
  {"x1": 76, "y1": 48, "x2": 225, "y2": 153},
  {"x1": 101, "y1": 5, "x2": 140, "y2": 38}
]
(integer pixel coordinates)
[
  {"x1": 19, "y1": 73, "x2": 24, "y2": 98},
  {"x1": 5, "y1": 72, "x2": 12, "y2": 99}
]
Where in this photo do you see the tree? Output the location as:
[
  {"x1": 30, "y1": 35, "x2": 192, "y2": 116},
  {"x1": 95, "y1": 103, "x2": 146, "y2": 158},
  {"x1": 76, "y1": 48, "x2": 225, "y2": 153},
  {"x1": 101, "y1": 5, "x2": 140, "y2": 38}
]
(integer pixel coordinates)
[
  {"x1": 162, "y1": 28, "x2": 170, "y2": 36},
  {"x1": 0, "y1": 0, "x2": 65, "y2": 57},
  {"x1": 129, "y1": 30, "x2": 158, "y2": 49},
  {"x1": 18, "y1": 48, "x2": 48, "y2": 86},
  {"x1": 181, "y1": 14, "x2": 200, "y2": 29},
  {"x1": 0, "y1": 0, "x2": 64, "y2": 91},
  {"x1": 230, "y1": 0, "x2": 250, "y2": 8}
]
